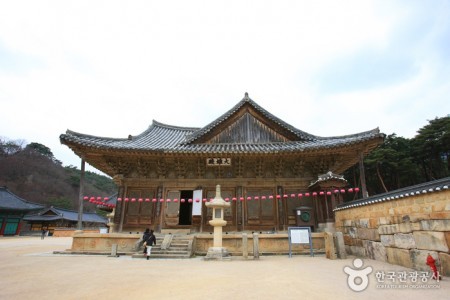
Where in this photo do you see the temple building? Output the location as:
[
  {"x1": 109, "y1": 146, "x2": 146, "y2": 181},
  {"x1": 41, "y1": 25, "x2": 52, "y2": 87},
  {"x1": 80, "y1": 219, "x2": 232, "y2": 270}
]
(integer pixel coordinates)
[{"x1": 60, "y1": 93, "x2": 384, "y2": 233}]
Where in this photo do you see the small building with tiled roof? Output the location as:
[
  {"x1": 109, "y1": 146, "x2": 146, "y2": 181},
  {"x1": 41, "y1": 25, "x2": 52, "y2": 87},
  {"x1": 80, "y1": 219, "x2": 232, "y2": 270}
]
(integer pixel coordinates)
[
  {"x1": 23, "y1": 206, "x2": 108, "y2": 235},
  {"x1": 60, "y1": 93, "x2": 385, "y2": 233},
  {"x1": 0, "y1": 186, "x2": 44, "y2": 235}
]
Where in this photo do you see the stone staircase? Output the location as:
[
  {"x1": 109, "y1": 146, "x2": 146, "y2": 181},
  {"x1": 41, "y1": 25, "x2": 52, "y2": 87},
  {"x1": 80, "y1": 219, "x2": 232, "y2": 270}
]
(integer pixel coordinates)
[{"x1": 132, "y1": 234, "x2": 194, "y2": 259}]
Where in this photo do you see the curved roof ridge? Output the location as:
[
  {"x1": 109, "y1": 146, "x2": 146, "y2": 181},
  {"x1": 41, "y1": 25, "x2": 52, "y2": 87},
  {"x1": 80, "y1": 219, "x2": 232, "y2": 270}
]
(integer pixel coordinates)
[
  {"x1": 184, "y1": 93, "x2": 318, "y2": 144},
  {"x1": 54, "y1": 207, "x2": 103, "y2": 216},
  {"x1": 245, "y1": 97, "x2": 318, "y2": 140},
  {"x1": 64, "y1": 120, "x2": 200, "y2": 142},
  {"x1": 318, "y1": 128, "x2": 383, "y2": 140},
  {"x1": 64, "y1": 129, "x2": 129, "y2": 141},
  {"x1": 151, "y1": 120, "x2": 200, "y2": 131},
  {"x1": 0, "y1": 187, "x2": 44, "y2": 206}
]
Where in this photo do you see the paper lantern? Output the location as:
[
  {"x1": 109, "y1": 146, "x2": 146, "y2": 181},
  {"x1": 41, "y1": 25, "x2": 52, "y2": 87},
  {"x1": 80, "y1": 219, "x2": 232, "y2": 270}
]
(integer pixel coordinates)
[
  {"x1": 247, "y1": 196, "x2": 251, "y2": 201},
  {"x1": 83, "y1": 196, "x2": 89, "y2": 200},
  {"x1": 348, "y1": 188, "x2": 353, "y2": 193},
  {"x1": 232, "y1": 197, "x2": 237, "y2": 201},
  {"x1": 276, "y1": 195, "x2": 281, "y2": 199},
  {"x1": 283, "y1": 194, "x2": 288, "y2": 198},
  {"x1": 152, "y1": 198, "x2": 157, "y2": 202},
  {"x1": 138, "y1": 198, "x2": 143, "y2": 202},
  {"x1": 166, "y1": 199, "x2": 171, "y2": 202},
  {"x1": 334, "y1": 190, "x2": 339, "y2": 194},
  {"x1": 340, "y1": 189, "x2": 345, "y2": 193},
  {"x1": 202, "y1": 198, "x2": 207, "y2": 202},
  {"x1": 290, "y1": 194, "x2": 296, "y2": 198},
  {"x1": 319, "y1": 191, "x2": 324, "y2": 196},
  {"x1": 125, "y1": 198, "x2": 130, "y2": 202},
  {"x1": 195, "y1": 199, "x2": 200, "y2": 202},
  {"x1": 145, "y1": 198, "x2": 150, "y2": 202},
  {"x1": 180, "y1": 198, "x2": 185, "y2": 203},
  {"x1": 159, "y1": 199, "x2": 164, "y2": 202},
  {"x1": 298, "y1": 193, "x2": 303, "y2": 198},
  {"x1": 261, "y1": 196, "x2": 266, "y2": 200},
  {"x1": 326, "y1": 191, "x2": 332, "y2": 196},
  {"x1": 104, "y1": 197, "x2": 109, "y2": 201},
  {"x1": 188, "y1": 199, "x2": 193, "y2": 203},
  {"x1": 131, "y1": 198, "x2": 136, "y2": 202},
  {"x1": 240, "y1": 197, "x2": 244, "y2": 201},
  {"x1": 354, "y1": 187, "x2": 360, "y2": 192},
  {"x1": 97, "y1": 197, "x2": 102, "y2": 201},
  {"x1": 305, "y1": 193, "x2": 310, "y2": 197},
  {"x1": 117, "y1": 197, "x2": 122, "y2": 202},
  {"x1": 312, "y1": 192, "x2": 317, "y2": 196},
  {"x1": 173, "y1": 198, "x2": 178, "y2": 202},
  {"x1": 225, "y1": 197, "x2": 230, "y2": 202},
  {"x1": 269, "y1": 195, "x2": 274, "y2": 199},
  {"x1": 254, "y1": 196, "x2": 259, "y2": 200}
]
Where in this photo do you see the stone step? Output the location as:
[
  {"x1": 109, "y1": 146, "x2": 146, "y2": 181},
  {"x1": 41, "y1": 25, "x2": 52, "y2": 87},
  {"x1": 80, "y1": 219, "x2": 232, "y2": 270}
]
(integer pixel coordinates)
[
  {"x1": 132, "y1": 252, "x2": 191, "y2": 259},
  {"x1": 136, "y1": 234, "x2": 194, "y2": 259}
]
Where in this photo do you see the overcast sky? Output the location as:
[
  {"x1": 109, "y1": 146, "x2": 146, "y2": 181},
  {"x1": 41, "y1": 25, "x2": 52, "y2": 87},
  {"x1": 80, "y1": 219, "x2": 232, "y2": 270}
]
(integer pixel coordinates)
[{"x1": 1, "y1": 1, "x2": 449, "y2": 175}]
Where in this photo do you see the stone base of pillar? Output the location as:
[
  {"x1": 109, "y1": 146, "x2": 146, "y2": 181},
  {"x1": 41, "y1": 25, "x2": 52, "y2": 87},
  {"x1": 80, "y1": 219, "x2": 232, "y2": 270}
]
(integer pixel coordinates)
[{"x1": 204, "y1": 247, "x2": 231, "y2": 261}]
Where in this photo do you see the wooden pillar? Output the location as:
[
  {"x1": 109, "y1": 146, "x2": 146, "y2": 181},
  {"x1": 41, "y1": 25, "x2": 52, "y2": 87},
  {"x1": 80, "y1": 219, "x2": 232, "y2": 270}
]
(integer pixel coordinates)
[
  {"x1": 156, "y1": 184, "x2": 166, "y2": 232},
  {"x1": 359, "y1": 152, "x2": 368, "y2": 198},
  {"x1": 330, "y1": 191, "x2": 336, "y2": 220},
  {"x1": 119, "y1": 185, "x2": 127, "y2": 232},
  {"x1": 237, "y1": 186, "x2": 243, "y2": 231},
  {"x1": 277, "y1": 186, "x2": 283, "y2": 231},
  {"x1": 313, "y1": 194, "x2": 320, "y2": 223},
  {"x1": 77, "y1": 158, "x2": 85, "y2": 230}
]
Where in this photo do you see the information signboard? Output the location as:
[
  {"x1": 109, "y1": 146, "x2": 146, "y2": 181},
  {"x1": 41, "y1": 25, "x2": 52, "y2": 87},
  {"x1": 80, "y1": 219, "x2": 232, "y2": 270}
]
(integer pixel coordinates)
[{"x1": 288, "y1": 227, "x2": 314, "y2": 257}]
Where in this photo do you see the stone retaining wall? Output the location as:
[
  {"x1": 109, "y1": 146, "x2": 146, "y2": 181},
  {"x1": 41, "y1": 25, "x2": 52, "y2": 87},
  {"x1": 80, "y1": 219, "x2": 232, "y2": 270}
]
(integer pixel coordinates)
[
  {"x1": 53, "y1": 228, "x2": 101, "y2": 237},
  {"x1": 335, "y1": 187, "x2": 450, "y2": 276},
  {"x1": 68, "y1": 232, "x2": 326, "y2": 256}
]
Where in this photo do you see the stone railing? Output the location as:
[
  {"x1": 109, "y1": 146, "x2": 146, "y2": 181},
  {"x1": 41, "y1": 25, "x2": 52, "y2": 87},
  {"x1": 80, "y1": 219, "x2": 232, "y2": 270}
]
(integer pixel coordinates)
[
  {"x1": 194, "y1": 232, "x2": 325, "y2": 256},
  {"x1": 335, "y1": 177, "x2": 450, "y2": 276}
]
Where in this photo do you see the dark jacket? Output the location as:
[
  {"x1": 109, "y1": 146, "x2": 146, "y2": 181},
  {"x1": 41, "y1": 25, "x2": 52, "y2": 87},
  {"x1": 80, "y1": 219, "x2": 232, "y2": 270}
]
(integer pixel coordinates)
[
  {"x1": 142, "y1": 232, "x2": 151, "y2": 243},
  {"x1": 144, "y1": 233, "x2": 156, "y2": 246}
]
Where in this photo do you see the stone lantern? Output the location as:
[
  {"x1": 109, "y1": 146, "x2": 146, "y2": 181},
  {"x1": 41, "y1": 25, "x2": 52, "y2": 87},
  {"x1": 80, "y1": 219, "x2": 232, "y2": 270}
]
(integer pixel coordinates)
[
  {"x1": 204, "y1": 184, "x2": 231, "y2": 260},
  {"x1": 107, "y1": 208, "x2": 116, "y2": 233}
]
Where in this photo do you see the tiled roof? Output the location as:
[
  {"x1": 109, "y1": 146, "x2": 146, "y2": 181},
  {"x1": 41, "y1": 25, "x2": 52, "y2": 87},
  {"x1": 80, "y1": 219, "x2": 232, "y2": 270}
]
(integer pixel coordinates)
[
  {"x1": 0, "y1": 187, "x2": 45, "y2": 211},
  {"x1": 334, "y1": 177, "x2": 450, "y2": 211},
  {"x1": 60, "y1": 94, "x2": 384, "y2": 154},
  {"x1": 23, "y1": 206, "x2": 107, "y2": 224},
  {"x1": 61, "y1": 125, "x2": 382, "y2": 154}
]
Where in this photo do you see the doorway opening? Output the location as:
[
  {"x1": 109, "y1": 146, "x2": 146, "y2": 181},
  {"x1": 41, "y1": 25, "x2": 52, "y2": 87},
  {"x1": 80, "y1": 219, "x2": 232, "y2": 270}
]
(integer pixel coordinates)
[{"x1": 179, "y1": 190, "x2": 193, "y2": 225}]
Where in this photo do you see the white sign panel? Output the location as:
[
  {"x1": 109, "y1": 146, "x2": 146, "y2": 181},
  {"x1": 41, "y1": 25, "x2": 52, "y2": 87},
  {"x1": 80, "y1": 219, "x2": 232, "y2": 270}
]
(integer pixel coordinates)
[
  {"x1": 192, "y1": 189, "x2": 202, "y2": 216},
  {"x1": 290, "y1": 228, "x2": 310, "y2": 244}
]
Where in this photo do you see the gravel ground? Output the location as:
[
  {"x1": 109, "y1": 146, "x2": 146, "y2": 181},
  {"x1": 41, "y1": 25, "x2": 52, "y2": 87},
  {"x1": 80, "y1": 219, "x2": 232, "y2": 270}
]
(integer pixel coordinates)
[{"x1": 0, "y1": 236, "x2": 447, "y2": 300}]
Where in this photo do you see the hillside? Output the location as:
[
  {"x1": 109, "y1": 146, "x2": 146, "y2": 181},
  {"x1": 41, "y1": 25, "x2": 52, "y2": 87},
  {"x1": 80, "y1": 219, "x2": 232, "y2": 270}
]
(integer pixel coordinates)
[{"x1": 0, "y1": 141, "x2": 116, "y2": 211}]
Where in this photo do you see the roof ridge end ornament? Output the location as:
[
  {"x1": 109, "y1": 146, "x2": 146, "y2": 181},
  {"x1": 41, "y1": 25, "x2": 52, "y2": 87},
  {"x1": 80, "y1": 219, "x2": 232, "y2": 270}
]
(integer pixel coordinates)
[{"x1": 244, "y1": 92, "x2": 249, "y2": 99}]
